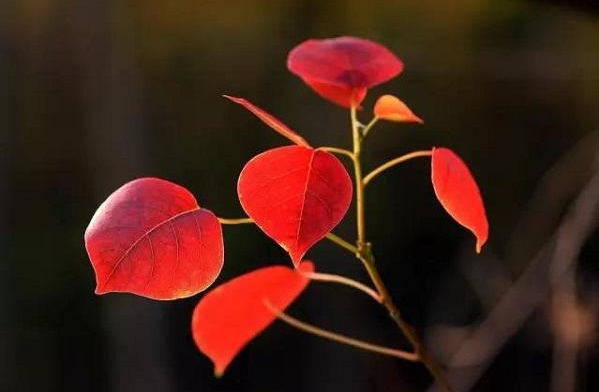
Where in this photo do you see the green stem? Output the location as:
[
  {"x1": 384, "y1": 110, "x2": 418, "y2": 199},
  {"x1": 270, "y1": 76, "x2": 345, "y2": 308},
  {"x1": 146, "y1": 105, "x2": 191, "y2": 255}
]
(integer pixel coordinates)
[{"x1": 349, "y1": 106, "x2": 454, "y2": 392}]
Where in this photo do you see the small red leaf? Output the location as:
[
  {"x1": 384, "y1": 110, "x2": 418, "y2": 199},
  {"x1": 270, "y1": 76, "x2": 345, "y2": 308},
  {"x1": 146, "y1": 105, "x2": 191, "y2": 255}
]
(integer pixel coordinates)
[
  {"x1": 224, "y1": 95, "x2": 311, "y2": 147},
  {"x1": 192, "y1": 261, "x2": 314, "y2": 376},
  {"x1": 238, "y1": 146, "x2": 352, "y2": 266},
  {"x1": 431, "y1": 148, "x2": 489, "y2": 252},
  {"x1": 287, "y1": 36, "x2": 404, "y2": 108},
  {"x1": 84, "y1": 177, "x2": 224, "y2": 300},
  {"x1": 374, "y1": 94, "x2": 423, "y2": 123}
]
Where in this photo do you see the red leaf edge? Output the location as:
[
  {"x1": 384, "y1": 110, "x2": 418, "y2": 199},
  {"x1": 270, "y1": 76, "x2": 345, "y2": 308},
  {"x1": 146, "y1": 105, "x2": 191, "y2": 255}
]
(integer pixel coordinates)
[{"x1": 224, "y1": 95, "x2": 311, "y2": 147}]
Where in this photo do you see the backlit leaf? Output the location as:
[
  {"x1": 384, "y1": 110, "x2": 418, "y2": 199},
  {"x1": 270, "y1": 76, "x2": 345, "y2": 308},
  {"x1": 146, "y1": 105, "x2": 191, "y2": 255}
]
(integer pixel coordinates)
[
  {"x1": 431, "y1": 148, "x2": 489, "y2": 252},
  {"x1": 238, "y1": 146, "x2": 352, "y2": 265},
  {"x1": 84, "y1": 177, "x2": 224, "y2": 300},
  {"x1": 192, "y1": 261, "x2": 314, "y2": 376},
  {"x1": 224, "y1": 95, "x2": 311, "y2": 147},
  {"x1": 303, "y1": 79, "x2": 367, "y2": 108},
  {"x1": 287, "y1": 36, "x2": 403, "y2": 108},
  {"x1": 374, "y1": 94, "x2": 423, "y2": 123}
]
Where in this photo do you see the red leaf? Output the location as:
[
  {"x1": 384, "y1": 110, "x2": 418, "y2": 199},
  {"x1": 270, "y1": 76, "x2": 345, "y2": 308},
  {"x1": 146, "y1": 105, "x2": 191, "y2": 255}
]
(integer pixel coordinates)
[
  {"x1": 287, "y1": 36, "x2": 404, "y2": 108},
  {"x1": 223, "y1": 95, "x2": 311, "y2": 147},
  {"x1": 238, "y1": 146, "x2": 353, "y2": 266},
  {"x1": 374, "y1": 94, "x2": 423, "y2": 123},
  {"x1": 431, "y1": 148, "x2": 489, "y2": 252},
  {"x1": 192, "y1": 261, "x2": 314, "y2": 376},
  {"x1": 303, "y1": 78, "x2": 367, "y2": 108},
  {"x1": 84, "y1": 177, "x2": 224, "y2": 300}
]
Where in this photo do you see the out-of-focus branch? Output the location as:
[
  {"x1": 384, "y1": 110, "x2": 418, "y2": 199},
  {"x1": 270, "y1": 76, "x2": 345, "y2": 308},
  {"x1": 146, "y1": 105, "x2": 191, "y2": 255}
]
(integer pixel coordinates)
[
  {"x1": 550, "y1": 271, "x2": 578, "y2": 392},
  {"x1": 547, "y1": 138, "x2": 599, "y2": 392}
]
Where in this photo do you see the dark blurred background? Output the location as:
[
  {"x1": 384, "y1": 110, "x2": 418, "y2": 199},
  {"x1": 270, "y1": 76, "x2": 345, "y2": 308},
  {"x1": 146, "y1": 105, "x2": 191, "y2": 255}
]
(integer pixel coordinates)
[{"x1": 1, "y1": 0, "x2": 598, "y2": 391}]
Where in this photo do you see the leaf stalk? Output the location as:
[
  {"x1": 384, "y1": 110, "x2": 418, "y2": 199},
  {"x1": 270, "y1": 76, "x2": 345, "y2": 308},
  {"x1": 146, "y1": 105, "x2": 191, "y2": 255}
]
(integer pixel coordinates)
[
  {"x1": 363, "y1": 150, "x2": 433, "y2": 186},
  {"x1": 264, "y1": 300, "x2": 418, "y2": 362}
]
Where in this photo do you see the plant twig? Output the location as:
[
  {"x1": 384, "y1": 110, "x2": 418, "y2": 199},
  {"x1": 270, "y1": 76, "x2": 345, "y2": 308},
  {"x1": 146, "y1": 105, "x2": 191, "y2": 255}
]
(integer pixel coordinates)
[
  {"x1": 350, "y1": 106, "x2": 367, "y2": 247},
  {"x1": 361, "y1": 117, "x2": 379, "y2": 139},
  {"x1": 359, "y1": 251, "x2": 455, "y2": 392},
  {"x1": 264, "y1": 300, "x2": 419, "y2": 362},
  {"x1": 300, "y1": 271, "x2": 382, "y2": 303},
  {"x1": 217, "y1": 217, "x2": 253, "y2": 225},
  {"x1": 363, "y1": 150, "x2": 432, "y2": 186},
  {"x1": 317, "y1": 146, "x2": 355, "y2": 160},
  {"x1": 325, "y1": 232, "x2": 359, "y2": 254}
]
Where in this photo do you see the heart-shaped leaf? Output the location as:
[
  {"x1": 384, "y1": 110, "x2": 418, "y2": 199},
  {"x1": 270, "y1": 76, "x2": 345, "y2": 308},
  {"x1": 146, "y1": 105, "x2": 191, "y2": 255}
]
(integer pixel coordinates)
[
  {"x1": 224, "y1": 95, "x2": 311, "y2": 147},
  {"x1": 84, "y1": 177, "x2": 224, "y2": 300},
  {"x1": 431, "y1": 148, "x2": 488, "y2": 252},
  {"x1": 374, "y1": 94, "x2": 423, "y2": 123},
  {"x1": 238, "y1": 146, "x2": 352, "y2": 266},
  {"x1": 192, "y1": 261, "x2": 314, "y2": 376}
]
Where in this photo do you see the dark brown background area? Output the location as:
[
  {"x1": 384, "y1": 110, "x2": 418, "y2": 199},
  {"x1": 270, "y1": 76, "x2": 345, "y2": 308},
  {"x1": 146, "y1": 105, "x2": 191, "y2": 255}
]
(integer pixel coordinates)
[{"x1": 1, "y1": 0, "x2": 598, "y2": 391}]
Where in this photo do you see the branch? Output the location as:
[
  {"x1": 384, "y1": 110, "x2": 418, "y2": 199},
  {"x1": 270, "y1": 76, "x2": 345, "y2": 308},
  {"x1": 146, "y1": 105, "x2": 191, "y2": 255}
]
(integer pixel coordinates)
[
  {"x1": 264, "y1": 300, "x2": 419, "y2": 362},
  {"x1": 363, "y1": 150, "x2": 432, "y2": 186},
  {"x1": 317, "y1": 147, "x2": 355, "y2": 160},
  {"x1": 301, "y1": 271, "x2": 382, "y2": 303},
  {"x1": 217, "y1": 217, "x2": 253, "y2": 225}
]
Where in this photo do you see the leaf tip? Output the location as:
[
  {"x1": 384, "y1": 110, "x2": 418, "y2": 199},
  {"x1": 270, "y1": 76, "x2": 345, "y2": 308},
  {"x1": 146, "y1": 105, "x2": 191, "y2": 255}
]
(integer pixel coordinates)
[
  {"x1": 213, "y1": 366, "x2": 225, "y2": 378},
  {"x1": 289, "y1": 249, "x2": 305, "y2": 269},
  {"x1": 222, "y1": 94, "x2": 239, "y2": 102},
  {"x1": 475, "y1": 233, "x2": 488, "y2": 254}
]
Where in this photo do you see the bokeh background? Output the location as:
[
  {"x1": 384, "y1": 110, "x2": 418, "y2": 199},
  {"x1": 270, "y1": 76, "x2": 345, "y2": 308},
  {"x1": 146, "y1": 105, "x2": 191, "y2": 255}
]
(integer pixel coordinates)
[{"x1": 1, "y1": 0, "x2": 598, "y2": 391}]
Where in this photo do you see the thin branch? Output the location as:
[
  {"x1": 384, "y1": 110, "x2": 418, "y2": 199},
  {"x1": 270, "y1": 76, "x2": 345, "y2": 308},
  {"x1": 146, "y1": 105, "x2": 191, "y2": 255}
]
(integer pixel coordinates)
[
  {"x1": 550, "y1": 277, "x2": 579, "y2": 392},
  {"x1": 317, "y1": 146, "x2": 355, "y2": 160},
  {"x1": 363, "y1": 150, "x2": 432, "y2": 186},
  {"x1": 325, "y1": 232, "x2": 359, "y2": 254},
  {"x1": 264, "y1": 300, "x2": 419, "y2": 362},
  {"x1": 301, "y1": 271, "x2": 382, "y2": 303},
  {"x1": 217, "y1": 217, "x2": 253, "y2": 225},
  {"x1": 350, "y1": 106, "x2": 367, "y2": 247},
  {"x1": 361, "y1": 117, "x2": 379, "y2": 139},
  {"x1": 217, "y1": 217, "x2": 360, "y2": 259},
  {"x1": 358, "y1": 250, "x2": 455, "y2": 392}
]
